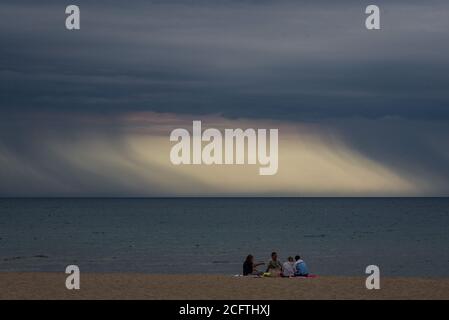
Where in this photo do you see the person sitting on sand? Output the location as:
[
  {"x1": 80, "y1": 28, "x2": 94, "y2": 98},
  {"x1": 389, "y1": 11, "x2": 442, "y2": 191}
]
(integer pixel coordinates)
[
  {"x1": 282, "y1": 256, "x2": 295, "y2": 277},
  {"x1": 266, "y1": 252, "x2": 283, "y2": 276},
  {"x1": 294, "y1": 255, "x2": 309, "y2": 277},
  {"x1": 243, "y1": 254, "x2": 264, "y2": 276}
]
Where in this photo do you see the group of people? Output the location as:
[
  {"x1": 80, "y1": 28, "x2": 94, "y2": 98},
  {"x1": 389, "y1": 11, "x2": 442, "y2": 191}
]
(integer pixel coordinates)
[{"x1": 243, "y1": 252, "x2": 309, "y2": 277}]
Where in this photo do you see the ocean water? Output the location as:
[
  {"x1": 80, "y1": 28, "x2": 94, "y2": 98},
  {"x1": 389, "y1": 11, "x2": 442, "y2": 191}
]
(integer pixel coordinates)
[{"x1": 0, "y1": 198, "x2": 448, "y2": 277}]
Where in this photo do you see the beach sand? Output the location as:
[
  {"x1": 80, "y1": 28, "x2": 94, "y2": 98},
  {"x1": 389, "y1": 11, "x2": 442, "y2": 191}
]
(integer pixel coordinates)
[{"x1": 1, "y1": 273, "x2": 448, "y2": 300}]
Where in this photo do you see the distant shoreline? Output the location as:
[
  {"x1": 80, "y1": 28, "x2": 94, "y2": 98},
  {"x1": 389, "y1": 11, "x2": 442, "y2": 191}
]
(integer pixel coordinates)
[{"x1": 1, "y1": 273, "x2": 448, "y2": 300}]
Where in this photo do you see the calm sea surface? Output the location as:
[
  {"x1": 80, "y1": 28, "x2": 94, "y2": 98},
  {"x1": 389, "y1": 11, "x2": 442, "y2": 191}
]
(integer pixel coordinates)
[{"x1": 0, "y1": 198, "x2": 448, "y2": 277}]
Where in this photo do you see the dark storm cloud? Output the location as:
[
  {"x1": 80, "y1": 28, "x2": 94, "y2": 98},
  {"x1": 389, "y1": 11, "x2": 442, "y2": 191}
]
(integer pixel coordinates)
[
  {"x1": 1, "y1": 0, "x2": 448, "y2": 120},
  {"x1": 328, "y1": 117, "x2": 449, "y2": 193},
  {"x1": 0, "y1": 0, "x2": 449, "y2": 196}
]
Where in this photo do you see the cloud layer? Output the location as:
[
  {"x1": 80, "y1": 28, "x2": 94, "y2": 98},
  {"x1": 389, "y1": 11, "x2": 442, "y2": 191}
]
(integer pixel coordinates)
[
  {"x1": 0, "y1": 1, "x2": 448, "y2": 196},
  {"x1": 1, "y1": 0, "x2": 449, "y2": 119},
  {"x1": 0, "y1": 112, "x2": 447, "y2": 196}
]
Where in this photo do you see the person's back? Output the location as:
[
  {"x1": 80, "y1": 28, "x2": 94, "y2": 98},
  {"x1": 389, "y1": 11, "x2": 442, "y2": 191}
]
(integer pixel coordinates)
[
  {"x1": 243, "y1": 260, "x2": 253, "y2": 276},
  {"x1": 294, "y1": 255, "x2": 309, "y2": 276},
  {"x1": 282, "y1": 257, "x2": 295, "y2": 277}
]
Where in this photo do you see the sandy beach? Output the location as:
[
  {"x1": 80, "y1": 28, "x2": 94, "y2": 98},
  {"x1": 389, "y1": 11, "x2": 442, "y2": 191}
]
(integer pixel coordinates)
[{"x1": 1, "y1": 273, "x2": 448, "y2": 300}]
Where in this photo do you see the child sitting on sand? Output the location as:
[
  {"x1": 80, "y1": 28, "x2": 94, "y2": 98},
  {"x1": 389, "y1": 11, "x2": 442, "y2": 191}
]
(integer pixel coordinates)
[
  {"x1": 281, "y1": 256, "x2": 295, "y2": 277},
  {"x1": 294, "y1": 255, "x2": 309, "y2": 277}
]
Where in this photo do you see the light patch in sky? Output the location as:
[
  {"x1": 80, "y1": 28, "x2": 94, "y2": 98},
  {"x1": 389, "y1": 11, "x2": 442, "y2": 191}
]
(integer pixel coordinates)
[{"x1": 0, "y1": 112, "x2": 425, "y2": 196}]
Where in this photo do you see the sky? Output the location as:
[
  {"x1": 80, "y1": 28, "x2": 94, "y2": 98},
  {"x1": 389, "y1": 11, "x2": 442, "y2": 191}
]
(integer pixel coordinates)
[{"x1": 0, "y1": 0, "x2": 448, "y2": 196}]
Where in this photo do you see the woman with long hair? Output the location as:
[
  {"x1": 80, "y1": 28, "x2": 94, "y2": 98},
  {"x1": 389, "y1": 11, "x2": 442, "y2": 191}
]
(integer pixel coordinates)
[{"x1": 243, "y1": 254, "x2": 264, "y2": 276}]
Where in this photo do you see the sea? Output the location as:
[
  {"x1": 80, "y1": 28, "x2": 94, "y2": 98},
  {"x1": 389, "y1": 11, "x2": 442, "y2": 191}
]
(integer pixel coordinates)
[{"x1": 0, "y1": 198, "x2": 448, "y2": 277}]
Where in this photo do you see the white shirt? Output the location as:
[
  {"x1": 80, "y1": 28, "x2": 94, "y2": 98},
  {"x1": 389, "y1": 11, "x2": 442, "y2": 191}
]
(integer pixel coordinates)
[{"x1": 282, "y1": 261, "x2": 295, "y2": 277}]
